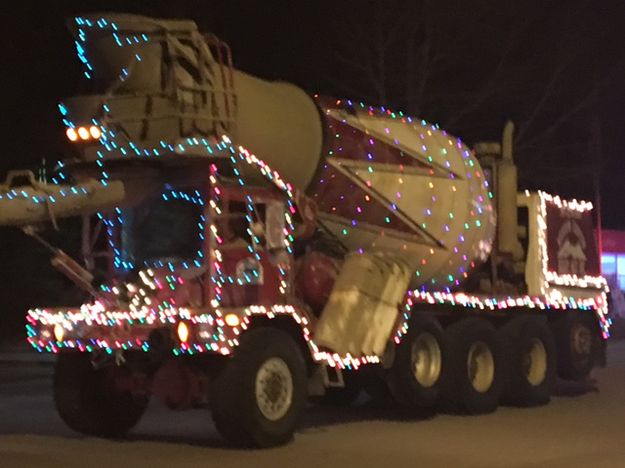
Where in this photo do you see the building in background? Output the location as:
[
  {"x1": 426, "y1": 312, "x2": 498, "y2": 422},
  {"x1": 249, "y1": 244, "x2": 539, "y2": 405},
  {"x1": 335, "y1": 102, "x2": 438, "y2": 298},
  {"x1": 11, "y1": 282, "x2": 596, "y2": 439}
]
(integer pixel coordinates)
[
  {"x1": 601, "y1": 230, "x2": 625, "y2": 291},
  {"x1": 600, "y1": 230, "x2": 625, "y2": 321}
]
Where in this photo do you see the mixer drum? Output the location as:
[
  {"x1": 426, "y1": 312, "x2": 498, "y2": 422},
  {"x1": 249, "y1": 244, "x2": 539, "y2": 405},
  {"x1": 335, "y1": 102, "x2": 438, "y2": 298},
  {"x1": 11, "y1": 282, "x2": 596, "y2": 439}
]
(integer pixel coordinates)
[{"x1": 305, "y1": 101, "x2": 495, "y2": 290}]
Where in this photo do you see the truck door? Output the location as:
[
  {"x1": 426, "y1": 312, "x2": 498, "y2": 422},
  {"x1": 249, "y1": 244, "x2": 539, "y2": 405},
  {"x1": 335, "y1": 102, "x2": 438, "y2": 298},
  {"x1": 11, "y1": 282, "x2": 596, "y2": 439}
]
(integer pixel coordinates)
[{"x1": 219, "y1": 199, "x2": 289, "y2": 307}]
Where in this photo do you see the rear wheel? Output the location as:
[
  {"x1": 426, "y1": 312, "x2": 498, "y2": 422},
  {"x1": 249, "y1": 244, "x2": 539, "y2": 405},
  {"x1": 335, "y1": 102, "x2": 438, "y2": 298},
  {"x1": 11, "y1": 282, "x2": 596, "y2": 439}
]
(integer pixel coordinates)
[
  {"x1": 499, "y1": 316, "x2": 556, "y2": 406},
  {"x1": 388, "y1": 314, "x2": 445, "y2": 412},
  {"x1": 441, "y1": 318, "x2": 503, "y2": 414},
  {"x1": 54, "y1": 352, "x2": 148, "y2": 438},
  {"x1": 552, "y1": 312, "x2": 598, "y2": 381},
  {"x1": 210, "y1": 328, "x2": 307, "y2": 448}
]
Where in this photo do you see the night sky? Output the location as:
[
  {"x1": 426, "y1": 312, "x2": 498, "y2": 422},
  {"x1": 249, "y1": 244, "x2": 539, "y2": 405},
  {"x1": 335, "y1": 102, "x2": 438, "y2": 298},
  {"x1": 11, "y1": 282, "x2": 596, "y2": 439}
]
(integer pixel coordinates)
[{"x1": 1, "y1": 1, "x2": 624, "y2": 338}]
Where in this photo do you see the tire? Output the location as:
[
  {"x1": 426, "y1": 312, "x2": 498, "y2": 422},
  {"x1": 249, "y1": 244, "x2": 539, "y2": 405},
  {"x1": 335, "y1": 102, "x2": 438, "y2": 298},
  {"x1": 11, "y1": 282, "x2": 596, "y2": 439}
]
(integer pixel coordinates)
[
  {"x1": 552, "y1": 312, "x2": 597, "y2": 381},
  {"x1": 388, "y1": 314, "x2": 445, "y2": 412},
  {"x1": 441, "y1": 318, "x2": 503, "y2": 414},
  {"x1": 499, "y1": 316, "x2": 556, "y2": 406},
  {"x1": 210, "y1": 327, "x2": 307, "y2": 448},
  {"x1": 53, "y1": 352, "x2": 148, "y2": 438}
]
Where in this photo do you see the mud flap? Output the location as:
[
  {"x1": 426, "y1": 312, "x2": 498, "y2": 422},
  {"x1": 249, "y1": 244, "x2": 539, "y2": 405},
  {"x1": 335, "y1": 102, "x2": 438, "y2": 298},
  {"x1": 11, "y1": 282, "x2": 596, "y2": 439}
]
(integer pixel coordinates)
[{"x1": 596, "y1": 336, "x2": 608, "y2": 368}]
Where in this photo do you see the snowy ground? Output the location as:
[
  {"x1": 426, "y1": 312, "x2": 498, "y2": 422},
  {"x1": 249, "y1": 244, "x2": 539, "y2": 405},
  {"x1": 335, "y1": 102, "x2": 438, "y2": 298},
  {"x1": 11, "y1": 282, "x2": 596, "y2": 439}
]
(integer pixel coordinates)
[{"x1": 1, "y1": 341, "x2": 625, "y2": 468}]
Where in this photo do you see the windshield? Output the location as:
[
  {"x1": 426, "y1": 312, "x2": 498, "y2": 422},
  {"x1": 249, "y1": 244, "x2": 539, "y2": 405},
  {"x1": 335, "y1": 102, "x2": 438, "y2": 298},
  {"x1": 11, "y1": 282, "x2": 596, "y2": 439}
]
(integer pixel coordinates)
[{"x1": 120, "y1": 190, "x2": 205, "y2": 269}]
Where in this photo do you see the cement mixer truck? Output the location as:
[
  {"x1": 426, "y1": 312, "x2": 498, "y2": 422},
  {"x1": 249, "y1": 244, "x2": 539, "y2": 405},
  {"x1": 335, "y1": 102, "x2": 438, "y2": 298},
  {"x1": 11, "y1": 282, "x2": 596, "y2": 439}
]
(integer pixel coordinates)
[{"x1": 0, "y1": 14, "x2": 609, "y2": 447}]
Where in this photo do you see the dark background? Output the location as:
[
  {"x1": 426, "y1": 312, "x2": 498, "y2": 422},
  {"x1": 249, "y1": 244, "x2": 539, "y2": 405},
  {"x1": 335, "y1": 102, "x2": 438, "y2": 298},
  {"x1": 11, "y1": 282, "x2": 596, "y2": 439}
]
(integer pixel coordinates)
[{"x1": 1, "y1": 0, "x2": 624, "y2": 342}]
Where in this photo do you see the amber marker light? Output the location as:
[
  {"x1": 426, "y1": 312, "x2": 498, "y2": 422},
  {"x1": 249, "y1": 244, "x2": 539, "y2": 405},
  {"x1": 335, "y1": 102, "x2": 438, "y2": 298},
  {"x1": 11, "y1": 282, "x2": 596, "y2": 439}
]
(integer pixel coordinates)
[
  {"x1": 53, "y1": 324, "x2": 65, "y2": 342},
  {"x1": 66, "y1": 128, "x2": 78, "y2": 141},
  {"x1": 177, "y1": 321, "x2": 190, "y2": 343},
  {"x1": 89, "y1": 125, "x2": 102, "y2": 139},
  {"x1": 77, "y1": 127, "x2": 90, "y2": 140}
]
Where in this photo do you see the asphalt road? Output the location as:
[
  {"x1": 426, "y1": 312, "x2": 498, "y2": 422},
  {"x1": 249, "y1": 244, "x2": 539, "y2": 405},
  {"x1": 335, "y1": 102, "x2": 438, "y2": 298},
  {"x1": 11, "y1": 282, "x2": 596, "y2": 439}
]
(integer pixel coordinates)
[{"x1": 1, "y1": 341, "x2": 625, "y2": 468}]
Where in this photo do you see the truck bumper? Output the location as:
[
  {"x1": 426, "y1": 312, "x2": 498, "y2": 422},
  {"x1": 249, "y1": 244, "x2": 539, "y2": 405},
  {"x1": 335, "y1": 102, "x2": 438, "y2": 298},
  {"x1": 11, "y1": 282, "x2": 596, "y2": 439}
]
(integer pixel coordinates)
[{"x1": 25, "y1": 306, "x2": 243, "y2": 357}]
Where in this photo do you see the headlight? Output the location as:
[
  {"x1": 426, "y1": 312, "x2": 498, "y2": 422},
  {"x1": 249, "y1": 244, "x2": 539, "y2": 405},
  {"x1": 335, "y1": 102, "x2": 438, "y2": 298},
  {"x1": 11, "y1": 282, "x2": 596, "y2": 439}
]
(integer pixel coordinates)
[{"x1": 225, "y1": 313, "x2": 240, "y2": 327}]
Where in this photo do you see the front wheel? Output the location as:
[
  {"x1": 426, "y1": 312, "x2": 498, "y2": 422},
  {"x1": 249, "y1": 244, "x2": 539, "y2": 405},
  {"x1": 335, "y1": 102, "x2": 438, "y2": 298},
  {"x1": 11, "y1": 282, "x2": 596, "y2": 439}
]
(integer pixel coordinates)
[
  {"x1": 53, "y1": 352, "x2": 148, "y2": 438},
  {"x1": 210, "y1": 328, "x2": 307, "y2": 448}
]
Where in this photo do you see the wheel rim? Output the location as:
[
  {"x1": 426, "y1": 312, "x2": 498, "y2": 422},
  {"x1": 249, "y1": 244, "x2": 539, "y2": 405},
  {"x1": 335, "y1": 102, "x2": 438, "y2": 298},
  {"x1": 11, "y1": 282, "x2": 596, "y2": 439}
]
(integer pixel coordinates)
[
  {"x1": 467, "y1": 341, "x2": 495, "y2": 393},
  {"x1": 255, "y1": 357, "x2": 293, "y2": 421},
  {"x1": 525, "y1": 338, "x2": 548, "y2": 386},
  {"x1": 571, "y1": 324, "x2": 592, "y2": 356},
  {"x1": 411, "y1": 332, "x2": 442, "y2": 388}
]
